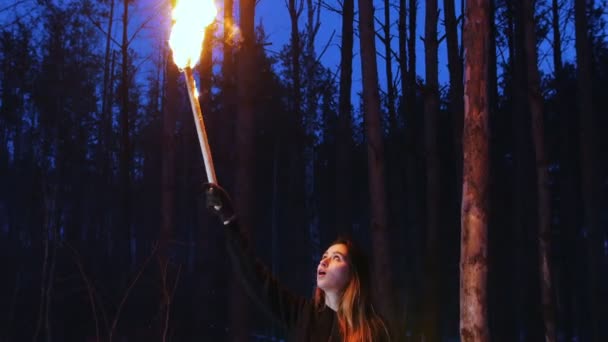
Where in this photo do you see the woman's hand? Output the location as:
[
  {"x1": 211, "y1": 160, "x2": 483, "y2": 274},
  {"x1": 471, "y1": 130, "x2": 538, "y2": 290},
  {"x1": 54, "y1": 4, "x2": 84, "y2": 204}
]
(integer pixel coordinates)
[{"x1": 203, "y1": 183, "x2": 236, "y2": 225}]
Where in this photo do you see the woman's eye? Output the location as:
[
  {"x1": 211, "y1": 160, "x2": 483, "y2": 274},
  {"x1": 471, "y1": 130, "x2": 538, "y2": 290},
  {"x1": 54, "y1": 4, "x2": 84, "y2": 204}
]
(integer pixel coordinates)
[{"x1": 333, "y1": 256, "x2": 340, "y2": 261}]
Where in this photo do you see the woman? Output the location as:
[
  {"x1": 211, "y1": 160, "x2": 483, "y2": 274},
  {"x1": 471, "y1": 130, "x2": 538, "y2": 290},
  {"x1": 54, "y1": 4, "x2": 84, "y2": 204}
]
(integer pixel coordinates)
[{"x1": 205, "y1": 183, "x2": 390, "y2": 342}]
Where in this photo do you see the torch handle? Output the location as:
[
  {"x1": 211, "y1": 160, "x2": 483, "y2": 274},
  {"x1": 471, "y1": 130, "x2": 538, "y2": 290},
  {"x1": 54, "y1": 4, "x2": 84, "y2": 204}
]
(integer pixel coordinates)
[{"x1": 184, "y1": 68, "x2": 218, "y2": 185}]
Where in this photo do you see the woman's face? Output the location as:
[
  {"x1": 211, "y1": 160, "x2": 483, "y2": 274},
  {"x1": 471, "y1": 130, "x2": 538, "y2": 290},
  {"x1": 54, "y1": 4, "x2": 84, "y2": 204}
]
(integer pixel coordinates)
[{"x1": 317, "y1": 243, "x2": 351, "y2": 292}]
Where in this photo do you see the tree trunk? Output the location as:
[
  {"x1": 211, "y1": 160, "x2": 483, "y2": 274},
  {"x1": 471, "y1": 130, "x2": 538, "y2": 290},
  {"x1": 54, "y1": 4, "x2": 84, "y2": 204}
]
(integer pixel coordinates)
[
  {"x1": 232, "y1": 0, "x2": 256, "y2": 340},
  {"x1": 574, "y1": 0, "x2": 603, "y2": 340},
  {"x1": 522, "y1": 0, "x2": 556, "y2": 340},
  {"x1": 159, "y1": 44, "x2": 179, "y2": 342},
  {"x1": 443, "y1": 0, "x2": 464, "y2": 188},
  {"x1": 357, "y1": 0, "x2": 394, "y2": 326},
  {"x1": 407, "y1": 0, "x2": 417, "y2": 111},
  {"x1": 101, "y1": 0, "x2": 115, "y2": 166},
  {"x1": 404, "y1": 1, "x2": 422, "y2": 339},
  {"x1": 305, "y1": 0, "x2": 321, "y2": 290},
  {"x1": 487, "y1": 0, "x2": 497, "y2": 115},
  {"x1": 383, "y1": 0, "x2": 396, "y2": 134},
  {"x1": 219, "y1": 0, "x2": 236, "y2": 180},
  {"x1": 551, "y1": 0, "x2": 562, "y2": 80},
  {"x1": 398, "y1": 0, "x2": 406, "y2": 104},
  {"x1": 335, "y1": 0, "x2": 354, "y2": 236},
  {"x1": 120, "y1": 0, "x2": 132, "y2": 266},
  {"x1": 507, "y1": 1, "x2": 529, "y2": 338},
  {"x1": 552, "y1": 1, "x2": 576, "y2": 339},
  {"x1": 422, "y1": 0, "x2": 441, "y2": 340},
  {"x1": 460, "y1": 1, "x2": 490, "y2": 340}
]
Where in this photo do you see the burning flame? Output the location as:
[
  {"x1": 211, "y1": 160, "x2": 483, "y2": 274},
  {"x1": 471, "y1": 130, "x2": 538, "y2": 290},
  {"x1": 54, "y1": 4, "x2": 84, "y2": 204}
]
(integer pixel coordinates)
[{"x1": 169, "y1": 0, "x2": 218, "y2": 69}]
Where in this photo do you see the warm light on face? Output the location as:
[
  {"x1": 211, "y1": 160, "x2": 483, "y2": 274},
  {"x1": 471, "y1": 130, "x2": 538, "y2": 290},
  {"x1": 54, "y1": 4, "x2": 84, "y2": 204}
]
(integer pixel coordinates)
[{"x1": 169, "y1": 0, "x2": 218, "y2": 69}]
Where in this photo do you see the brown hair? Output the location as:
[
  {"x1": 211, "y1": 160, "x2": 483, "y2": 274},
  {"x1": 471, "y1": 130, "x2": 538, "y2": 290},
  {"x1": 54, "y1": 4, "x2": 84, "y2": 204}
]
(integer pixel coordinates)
[{"x1": 313, "y1": 237, "x2": 390, "y2": 342}]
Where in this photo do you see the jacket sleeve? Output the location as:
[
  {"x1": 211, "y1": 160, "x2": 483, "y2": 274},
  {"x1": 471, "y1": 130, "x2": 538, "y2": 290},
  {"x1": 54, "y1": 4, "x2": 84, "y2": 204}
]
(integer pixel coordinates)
[{"x1": 224, "y1": 219, "x2": 309, "y2": 331}]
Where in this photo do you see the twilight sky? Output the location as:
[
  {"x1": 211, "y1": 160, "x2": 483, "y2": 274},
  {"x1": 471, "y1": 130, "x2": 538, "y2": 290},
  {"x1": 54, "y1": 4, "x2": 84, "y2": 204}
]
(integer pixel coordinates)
[
  {"x1": 3, "y1": 0, "x2": 571, "y2": 101},
  {"x1": 136, "y1": 0, "x2": 444, "y2": 99}
]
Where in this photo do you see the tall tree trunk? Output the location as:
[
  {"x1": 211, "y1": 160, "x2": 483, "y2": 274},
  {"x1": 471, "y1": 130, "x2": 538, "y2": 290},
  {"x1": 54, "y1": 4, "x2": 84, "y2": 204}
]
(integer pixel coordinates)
[
  {"x1": 357, "y1": 0, "x2": 394, "y2": 326},
  {"x1": 101, "y1": 0, "x2": 115, "y2": 164},
  {"x1": 507, "y1": 1, "x2": 528, "y2": 338},
  {"x1": 487, "y1": 0, "x2": 497, "y2": 115},
  {"x1": 288, "y1": 0, "x2": 302, "y2": 124},
  {"x1": 383, "y1": 0, "x2": 396, "y2": 133},
  {"x1": 159, "y1": 43, "x2": 178, "y2": 342},
  {"x1": 444, "y1": 0, "x2": 464, "y2": 187},
  {"x1": 220, "y1": 0, "x2": 236, "y2": 180},
  {"x1": 422, "y1": 0, "x2": 441, "y2": 340},
  {"x1": 335, "y1": 0, "x2": 354, "y2": 236},
  {"x1": 460, "y1": 1, "x2": 490, "y2": 340},
  {"x1": 551, "y1": 0, "x2": 562, "y2": 80},
  {"x1": 522, "y1": 0, "x2": 556, "y2": 340},
  {"x1": 120, "y1": 0, "x2": 132, "y2": 266},
  {"x1": 407, "y1": 0, "x2": 417, "y2": 110},
  {"x1": 552, "y1": 1, "x2": 576, "y2": 339},
  {"x1": 574, "y1": 0, "x2": 603, "y2": 340},
  {"x1": 304, "y1": 0, "x2": 321, "y2": 290},
  {"x1": 232, "y1": 0, "x2": 255, "y2": 340},
  {"x1": 398, "y1": 0, "x2": 406, "y2": 102},
  {"x1": 404, "y1": 1, "x2": 422, "y2": 340}
]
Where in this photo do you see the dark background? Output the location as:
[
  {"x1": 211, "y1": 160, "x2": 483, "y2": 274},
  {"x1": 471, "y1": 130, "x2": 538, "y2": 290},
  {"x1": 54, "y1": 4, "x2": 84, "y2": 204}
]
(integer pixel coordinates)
[{"x1": 0, "y1": 0, "x2": 607, "y2": 341}]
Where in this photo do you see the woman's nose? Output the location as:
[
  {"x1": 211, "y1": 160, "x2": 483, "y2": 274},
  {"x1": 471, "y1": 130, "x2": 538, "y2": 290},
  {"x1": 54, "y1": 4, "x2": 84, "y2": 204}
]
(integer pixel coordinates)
[{"x1": 320, "y1": 258, "x2": 328, "y2": 267}]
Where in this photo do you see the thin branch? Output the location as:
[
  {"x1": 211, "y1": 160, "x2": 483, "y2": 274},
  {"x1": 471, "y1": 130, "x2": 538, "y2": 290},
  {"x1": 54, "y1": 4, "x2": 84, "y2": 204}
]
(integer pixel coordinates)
[
  {"x1": 109, "y1": 242, "x2": 159, "y2": 342},
  {"x1": 162, "y1": 264, "x2": 182, "y2": 342},
  {"x1": 66, "y1": 242, "x2": 100, "y2": 342},
  {"x1": 316, "y1": 29, "x2": 336, "y2": 63},
  {"x1": 85, "y1": 13, "x2": 121, "y2": 47},
  {"x1": 0, "y1": 0, "x2": 28, "y2": 13},
  {"x1": 127, "y1": 13, "x2": 156, "y2": 46}
]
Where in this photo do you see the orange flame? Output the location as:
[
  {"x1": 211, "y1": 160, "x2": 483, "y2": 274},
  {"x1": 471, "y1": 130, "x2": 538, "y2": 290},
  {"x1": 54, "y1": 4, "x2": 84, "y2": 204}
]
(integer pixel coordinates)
[{"x1": 169, "y1": 0, "x2": 217, "y2": 69}]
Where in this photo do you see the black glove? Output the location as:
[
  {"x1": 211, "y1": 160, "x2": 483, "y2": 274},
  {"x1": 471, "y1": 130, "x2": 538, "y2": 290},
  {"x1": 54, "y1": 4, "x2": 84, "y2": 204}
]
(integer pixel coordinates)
[{"x1": 203, "y1": 183, "x2": 236, "y2": 225}]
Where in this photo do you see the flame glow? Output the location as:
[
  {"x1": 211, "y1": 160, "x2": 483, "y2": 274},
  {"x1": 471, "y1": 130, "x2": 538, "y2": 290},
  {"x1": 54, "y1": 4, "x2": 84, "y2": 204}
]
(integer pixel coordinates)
[{"x1": 169, "y1": 0, "x2": 217, "y2": 69}]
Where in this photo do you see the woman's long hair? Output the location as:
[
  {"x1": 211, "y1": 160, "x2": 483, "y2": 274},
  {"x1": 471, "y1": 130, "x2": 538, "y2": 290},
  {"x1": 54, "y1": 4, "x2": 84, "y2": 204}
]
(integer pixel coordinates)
[{"x1": 313, "y1": 237, "x2": 390, "y2": 342}]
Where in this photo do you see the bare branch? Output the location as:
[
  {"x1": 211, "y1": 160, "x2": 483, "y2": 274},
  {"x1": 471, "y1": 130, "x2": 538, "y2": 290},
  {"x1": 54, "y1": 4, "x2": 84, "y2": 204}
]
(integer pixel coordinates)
[
  {"x1": 85, "y1": 12, "x2": 121, "y2": 47},
  {"x1": 109, "y1": 242, "x2": 159, "y2": 342},
  {"x1": 0, "y1": 0, "x2": 28, "y2": 13},
  {"x1": 127, "y1": 13, "x2": 157, "y2": 46},
  {"x1": 66, "y1": 242, "x2": 100, "y2": 342},
  {"x1": 316, "y1": 29, "x2": 336, "y2": 63}
]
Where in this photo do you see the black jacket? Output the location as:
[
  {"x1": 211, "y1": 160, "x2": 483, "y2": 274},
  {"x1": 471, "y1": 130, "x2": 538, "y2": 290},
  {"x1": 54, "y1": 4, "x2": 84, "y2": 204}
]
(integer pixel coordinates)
[{"x1": 224, "y1": 221, "x2": 343, "y2": 342}]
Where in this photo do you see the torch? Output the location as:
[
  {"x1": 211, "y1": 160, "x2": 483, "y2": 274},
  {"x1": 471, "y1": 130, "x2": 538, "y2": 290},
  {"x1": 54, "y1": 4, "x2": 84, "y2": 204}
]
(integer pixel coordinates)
[{"x1": 169, "y1": 0, "x2": 218, "y2": 184}]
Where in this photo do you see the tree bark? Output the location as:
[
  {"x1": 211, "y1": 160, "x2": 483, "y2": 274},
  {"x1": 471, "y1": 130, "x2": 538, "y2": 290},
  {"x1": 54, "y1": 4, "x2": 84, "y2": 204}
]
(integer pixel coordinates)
[
  {"x1": 101, "y1": 0, "x2": 115, "y2": 167},
  {"x1": 383, "y1": 0, "x2": 396, "y2": 133},
  {"x1": 407, "y1": 0, "x2": 417, "y2": 110},
  {"x1": 552, "y1": 1, "x2": 576, "y2": 339},
  {"x1": 120, "y1": 0, "x2": 132, "y2": 266},
  {"x1": 159, "y1": 43, "x2": 179, "y2": 342},
  {"x1": 487, "y1": 0, "x2": 497, "y2": 116},
  {"x1": 232, "y1": 0, "x2": 256, "y2": 340},
  {"x1": 444, "y1": 0, "x2": 464, "y2": 188},
  {"x1": 460, "y1": 0, "x2": 490, "y2": 341},
  {"x1": 335, "y1": 0, "x2": 354, "y2": 236},
  {"x1": 422, "y1": 0, "x2": 441, "y2": 340},
  {"x1": 404, "y1": 1, "x2": 422, "y2": 339},
  {"x1": 507, "y1": 1, "x2": 529, "y2": 338},
  {"x1": 398, "y1": 0, "x2": 406, "y2": 103},
  {"x1": 357, "y1": 0, "x2": 394, "y2": 325},
  {"x1": 574, "y1": 0, "x2": 604, "y2": 340},
  {"x1": 522, "y1": 0, "x2": 556, "y2": 340}
]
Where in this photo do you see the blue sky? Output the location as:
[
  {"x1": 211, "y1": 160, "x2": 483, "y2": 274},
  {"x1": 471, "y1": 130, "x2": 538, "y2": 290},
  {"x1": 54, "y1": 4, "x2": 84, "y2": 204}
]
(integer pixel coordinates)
[
  {"x1": 135, "y1": 0, "x2": 452, "y2": 98},
  {"x1": 2, "y1": 0, "x2": 577, "y2": 99}
]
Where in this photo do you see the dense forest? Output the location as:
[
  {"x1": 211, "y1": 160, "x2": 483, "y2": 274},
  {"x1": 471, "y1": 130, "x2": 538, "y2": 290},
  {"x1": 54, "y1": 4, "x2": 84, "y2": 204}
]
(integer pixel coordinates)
[{"x1": 0, "y1": 0, "x2": 607, "y2": 341}]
